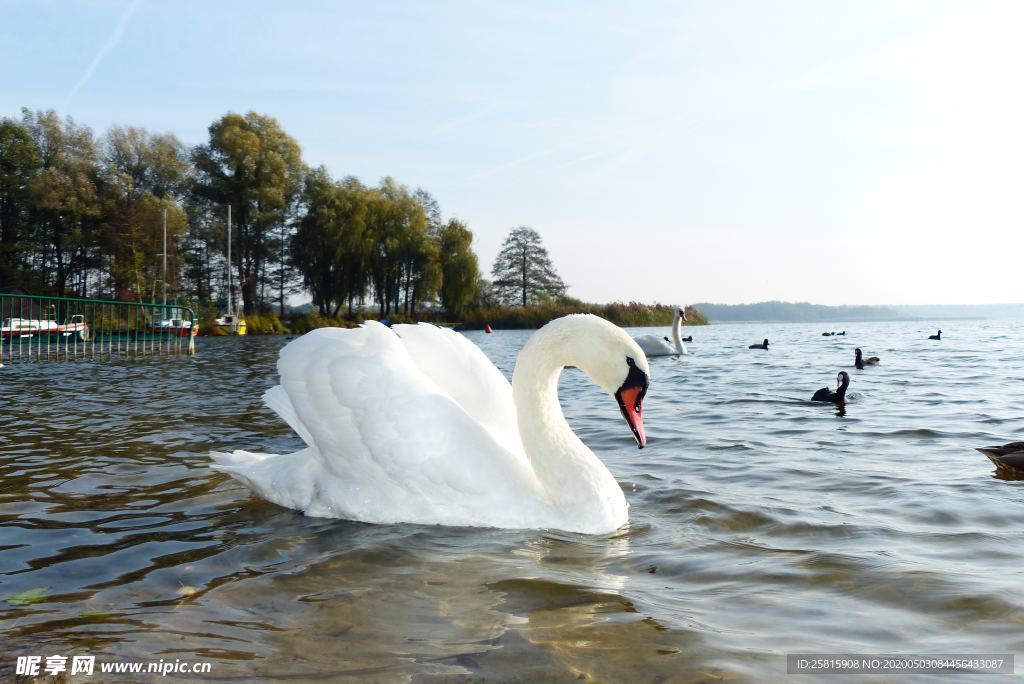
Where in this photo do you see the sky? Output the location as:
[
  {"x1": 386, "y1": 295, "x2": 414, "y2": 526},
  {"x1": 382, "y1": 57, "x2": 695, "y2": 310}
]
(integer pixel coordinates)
[{"x1": 2, "y1": 0, "x2": 1022, "y2": 306}]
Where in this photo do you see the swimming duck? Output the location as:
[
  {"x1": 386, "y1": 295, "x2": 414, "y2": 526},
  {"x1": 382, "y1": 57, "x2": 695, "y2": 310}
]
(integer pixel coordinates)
[
  {"x1": 928, "y1": 330, "x2": 942, "y2": 340},
  {"x1": 749, "y1": 338, "x2": 769, "y2": 350},
  {"x1": 854, "y1": 348, "x2": 880, "y2": 369},
  {"x1": 975, "y1": 442, "x2": 1024, "y2": 475},
  {"x1": 812, "y1": 371, "x2": 850, "y2": 404}
]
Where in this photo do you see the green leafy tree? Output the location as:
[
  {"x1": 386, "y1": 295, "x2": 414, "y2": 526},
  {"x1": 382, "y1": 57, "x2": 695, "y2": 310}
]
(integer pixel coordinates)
[
  {"x1": 192, "y1": 112, "x2": 304, "y2": 314},
  {"x1": 369, "y1": 178, "x2": 431, "y2": 317},
  {"x1": 22, "y1": 109, "x2": 101, "y2": 297},
  {"x1": 438, "y1": 219, "x2": 479, "y2": 318},
  {"x1": 99, "y1": 126, "x2": 190, "y2": 300},
  {"x1": 292, "y1": 169, "x2": 372, "y2": 316},
  {"x1": 0, "y1": 118, "x2": 41, "y2": 285},
  {"x1": 491, "y1": 225, "x2": 567, "y2": 306}
]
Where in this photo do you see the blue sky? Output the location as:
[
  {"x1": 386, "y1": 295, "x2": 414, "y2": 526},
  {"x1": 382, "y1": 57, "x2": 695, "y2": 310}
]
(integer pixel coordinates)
[{"x1": 2, "y1": 1, "x2": 1022, "y2": 305}]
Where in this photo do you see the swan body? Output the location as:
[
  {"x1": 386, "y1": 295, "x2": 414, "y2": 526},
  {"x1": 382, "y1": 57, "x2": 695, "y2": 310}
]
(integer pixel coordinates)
[
  {"x1": 854, "y1": 348, "x2": 880, "y2": 369},
  {"x1": 211, "y1": 315, "x2": 651, "y2": 534},
  {"x1": 976, "y1": 442, "x2": 1024, "y2": 474},
  {"x1": 634, "y1": 307, "x2": 687, "y2": 356},
  {"x1": 812, "y1": 371, "x2": 850, "y2": 404}
]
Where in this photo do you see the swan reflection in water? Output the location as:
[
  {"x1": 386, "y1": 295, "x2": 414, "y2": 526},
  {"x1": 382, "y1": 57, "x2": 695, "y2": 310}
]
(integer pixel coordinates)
[{"x1": 183, "y1": 521, "x2": 659, "y2": 681}]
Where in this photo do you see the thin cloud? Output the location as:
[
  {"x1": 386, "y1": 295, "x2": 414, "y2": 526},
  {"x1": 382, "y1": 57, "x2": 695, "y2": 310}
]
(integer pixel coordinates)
[
  {"x1": 434, "y1": 101, "x2": 505, "y2": 135},
  {"x1": 64, "y1": 0, "x2": 143, "y2": 106}
]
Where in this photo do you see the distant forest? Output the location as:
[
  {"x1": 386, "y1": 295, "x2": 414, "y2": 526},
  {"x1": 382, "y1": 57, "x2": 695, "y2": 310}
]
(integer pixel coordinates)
[
  {"x1": 0, "y1": 107, "x2": 690, "y2": 329},
  {"x1": 695, "y1": 301, "x2": 1024, "y2": 322},
  {"x1": 0, "y1": 108, "x2": 493, "y2": 320}
]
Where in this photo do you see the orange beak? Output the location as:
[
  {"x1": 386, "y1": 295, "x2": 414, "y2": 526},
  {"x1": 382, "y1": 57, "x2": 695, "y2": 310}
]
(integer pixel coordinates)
[{"x1": 616, "y1": 385, "x2": 647, "y2": 449}]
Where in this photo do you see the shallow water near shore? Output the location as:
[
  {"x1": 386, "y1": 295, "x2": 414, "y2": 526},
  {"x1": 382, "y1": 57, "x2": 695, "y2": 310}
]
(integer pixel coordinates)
[{"x1": 2, "y1": 320, "x2": 1023, "y2": 682}]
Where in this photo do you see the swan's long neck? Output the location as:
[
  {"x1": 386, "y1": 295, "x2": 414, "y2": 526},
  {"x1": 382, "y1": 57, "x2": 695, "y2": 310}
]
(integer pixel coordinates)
[
  {"x1": 671, "y1": 311, "x2": 687, "y2": 354},
  {"x1": 511, "y1": 324, "x2": 627, "y2": 530}
]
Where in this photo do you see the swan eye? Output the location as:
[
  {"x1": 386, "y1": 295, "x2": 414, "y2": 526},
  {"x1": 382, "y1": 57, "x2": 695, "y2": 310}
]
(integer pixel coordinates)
[{"x1": 619, "y1": 358, "x2": 649, "y2": 401}]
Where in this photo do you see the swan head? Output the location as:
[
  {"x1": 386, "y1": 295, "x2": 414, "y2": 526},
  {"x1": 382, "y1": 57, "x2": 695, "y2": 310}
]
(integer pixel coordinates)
[
  {"x1": 676, "y1": 307, "x2": 686, "y2": 321},
  {"x1": 538, "y1": 315, "x2": 651, "y2": 448},
  {"x1": 580, "y1": 318, "x2": 650, "y2": 449},
  {"x1": 614, "y1": 356, "x2": 650, "y2": 448}
]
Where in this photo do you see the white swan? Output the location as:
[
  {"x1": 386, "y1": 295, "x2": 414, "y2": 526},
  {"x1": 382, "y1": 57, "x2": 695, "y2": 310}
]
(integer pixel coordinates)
[
  {"x1": 633, "y1": 307, "x2": 688, "y2": 356},
  {"x1": 211, "y1": 314, "x2": 651, "y2": 535}
]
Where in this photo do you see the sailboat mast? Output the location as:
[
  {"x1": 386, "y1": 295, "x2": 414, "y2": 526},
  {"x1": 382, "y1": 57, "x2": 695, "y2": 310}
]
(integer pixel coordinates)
[
  {"x1": 227, "y1": 205, "x2": 232, "y2": 317},
  {"x1": 162, "y1": 207, "x2": 168, "y2": 317}
]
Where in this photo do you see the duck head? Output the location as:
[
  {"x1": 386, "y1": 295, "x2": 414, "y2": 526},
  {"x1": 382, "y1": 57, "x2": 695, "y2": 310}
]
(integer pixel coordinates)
[{"x1": 837, "y1": 371, "x2": 850, "y2": 395}]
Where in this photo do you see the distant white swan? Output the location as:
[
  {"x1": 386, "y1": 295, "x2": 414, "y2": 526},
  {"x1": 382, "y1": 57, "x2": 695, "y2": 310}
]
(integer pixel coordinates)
[
  {"x1": 633, "y1": 307, "x2": 688, "y2": 356},
  {"x1": 211, "y1": 315, "x2": 651, "y2": 534}
]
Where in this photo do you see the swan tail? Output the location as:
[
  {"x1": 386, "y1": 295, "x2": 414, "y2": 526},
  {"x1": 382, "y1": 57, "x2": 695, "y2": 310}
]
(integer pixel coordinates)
[{"x1": 211, "y1": 448, "x2": 321, "y2": 513}]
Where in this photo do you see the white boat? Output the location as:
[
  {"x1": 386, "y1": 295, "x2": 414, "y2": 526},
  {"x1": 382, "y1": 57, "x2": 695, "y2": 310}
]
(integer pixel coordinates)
[
  {"x1": 1, "y1": 314, "x2": 88, "y2": 339},
  {"x1": 150, "y1": 313, "x2": 198, "y2": 337},
  {"x1": 0, "y1": 318, "x2": 37, "y2": 338}
]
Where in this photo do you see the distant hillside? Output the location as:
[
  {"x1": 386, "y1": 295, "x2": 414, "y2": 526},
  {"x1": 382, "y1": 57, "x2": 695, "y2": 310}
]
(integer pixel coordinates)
[
  {"x1": 695, "y1": 301, "x2": 903, "y2": 322},
  {"x1": 695, "y1": 301, "x2": 1024, "y2": 322},
  {"x1": 890, "y1": 303, "x2": 1024, "y2": 320}
]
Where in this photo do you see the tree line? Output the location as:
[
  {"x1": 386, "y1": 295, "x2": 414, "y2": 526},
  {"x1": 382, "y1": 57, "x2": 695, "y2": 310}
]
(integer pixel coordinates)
[{"x1": 0, "y1": 106, "x2": 600, "y2": 323}]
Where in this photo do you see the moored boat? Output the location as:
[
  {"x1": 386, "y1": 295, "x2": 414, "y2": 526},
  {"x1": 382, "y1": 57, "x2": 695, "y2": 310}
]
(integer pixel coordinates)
[
  {"x1": 151, "y1": 317, "x2": 199, "y2": 337},
  {"x1": 1, "y1": 314, "x2": 89, "y2": 339},
  {"x1": 215, "y1": 313, "x2": 247, "y2": 335}
]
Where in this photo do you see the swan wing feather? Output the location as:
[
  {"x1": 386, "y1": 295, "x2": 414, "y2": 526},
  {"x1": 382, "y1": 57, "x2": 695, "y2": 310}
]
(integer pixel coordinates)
[
  {"x1": 392, "y1": 323, "x2": 521, "y2": 451},
  {"x1": 633, "y1": 334, "x2": 675, "y2": 356}
]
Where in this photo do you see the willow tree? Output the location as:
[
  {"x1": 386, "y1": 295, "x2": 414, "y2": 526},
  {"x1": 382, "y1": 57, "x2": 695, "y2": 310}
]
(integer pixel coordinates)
[
  {"x1": 292, "y1": 169, "x2": 372, "y2": 316},
  {"x1": 438, "y1": 219, "x2": 478, "y2": 318},
  {"x1": 192, "y1": 112, "x2": 304, "y2": 314},
  {"x1": 368, "y1": 178, "x2": 432, "y2": 317},
  {"x1": 491, "y1": 225, "x2": 566, "y2": 306}
]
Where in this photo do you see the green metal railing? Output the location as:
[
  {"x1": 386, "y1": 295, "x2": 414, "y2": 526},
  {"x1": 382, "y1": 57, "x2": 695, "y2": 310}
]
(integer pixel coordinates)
[{"x1": 0, "y1": 293, "x2": 196, "y2": 363}]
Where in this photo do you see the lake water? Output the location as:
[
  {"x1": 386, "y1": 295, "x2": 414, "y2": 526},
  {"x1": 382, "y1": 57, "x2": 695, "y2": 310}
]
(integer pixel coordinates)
[{"x1": 2, "y1": 320, "x2": 1023, "y2": 682}]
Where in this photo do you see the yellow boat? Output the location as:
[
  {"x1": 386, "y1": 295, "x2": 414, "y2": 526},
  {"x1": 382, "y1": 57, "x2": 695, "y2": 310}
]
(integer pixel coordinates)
[{"x1": 215, "y1": 313, "x2": 247, "y2": 335}]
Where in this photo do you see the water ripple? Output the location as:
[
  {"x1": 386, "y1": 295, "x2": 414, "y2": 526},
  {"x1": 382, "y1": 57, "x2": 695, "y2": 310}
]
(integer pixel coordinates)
[{"x1": 2, "y1": 322, "x2": 1024, "y2": 680}]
